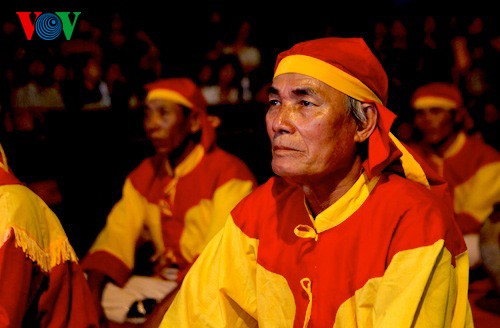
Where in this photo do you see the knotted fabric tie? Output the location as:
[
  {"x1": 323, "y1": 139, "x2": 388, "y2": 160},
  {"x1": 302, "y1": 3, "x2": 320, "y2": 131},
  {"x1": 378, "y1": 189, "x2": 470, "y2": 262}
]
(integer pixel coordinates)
[
  {"x1": 294, "y1": 225, "x2": 318, "y2": 241},
  {"x1": 300, "y1": 278, "x2": 312, "y2": 328},
  {"x1": 158, "y1": 145, "x2": 205, "y2": 217}
]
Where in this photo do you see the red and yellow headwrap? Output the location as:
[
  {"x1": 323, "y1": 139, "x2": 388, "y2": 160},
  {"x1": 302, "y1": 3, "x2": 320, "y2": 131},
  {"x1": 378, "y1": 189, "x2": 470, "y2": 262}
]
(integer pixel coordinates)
[
  {"x1": 411, "y1": 82, "x2": 463, "y2": 111},
  {"x1": 144, "y1": 78, "x2": 215, "y2": 150},
  {"x1": 274, "y1": 37, "x2": 443, "y2": 189}
]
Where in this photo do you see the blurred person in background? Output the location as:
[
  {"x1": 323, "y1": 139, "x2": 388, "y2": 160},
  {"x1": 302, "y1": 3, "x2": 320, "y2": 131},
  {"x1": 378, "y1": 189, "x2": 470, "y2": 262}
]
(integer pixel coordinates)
[
  {"x1": 80, "y1": 77, "x2": 256, "y2": 325},
  {"x1": 10, "y1": 53, "x2": 65, "y2": 132},
  {"x1": 201, "y1": 53, "x2": 246, "y2": 106},
  {"x1": 80, "y1": 56, "x2": 112, "y2": 111},
  {"x1": 223, "y1": 19, "x2": 263, "y2": 103},
  {"x1": 408, "y1": 81, "x2": 500, "y2": 324},
  {"x1": 61, "y1": 54, "x2": 111, "y2": 111},
  {"x1": 408, "y1": 81, "x2": 500, "y2": 271}
]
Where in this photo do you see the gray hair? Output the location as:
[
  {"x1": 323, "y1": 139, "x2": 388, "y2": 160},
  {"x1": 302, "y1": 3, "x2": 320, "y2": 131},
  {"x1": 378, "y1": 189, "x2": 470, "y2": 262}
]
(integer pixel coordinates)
[{"x1": 346, "y1": 96, "x2": 367, "y2": 124}]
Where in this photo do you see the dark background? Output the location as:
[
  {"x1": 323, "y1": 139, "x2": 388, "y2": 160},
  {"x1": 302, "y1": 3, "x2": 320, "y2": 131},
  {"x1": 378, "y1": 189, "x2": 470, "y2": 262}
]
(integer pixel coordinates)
[{"x1": 0, "y1": 0, "x2": 497, "y2": 257}]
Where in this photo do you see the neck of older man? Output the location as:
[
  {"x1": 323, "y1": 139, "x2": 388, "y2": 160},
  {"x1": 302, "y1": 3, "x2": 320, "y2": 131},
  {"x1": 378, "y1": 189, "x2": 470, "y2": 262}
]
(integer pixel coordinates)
[
  {"x1": 160, "y1": 137, "x2": 197, "y2": 175},
  {"x1": 423, "y1": 130, "x2": 460, "y2": 158},
  {"x1": 302, "y1": 155, "x2": 364, "y2": 218}
]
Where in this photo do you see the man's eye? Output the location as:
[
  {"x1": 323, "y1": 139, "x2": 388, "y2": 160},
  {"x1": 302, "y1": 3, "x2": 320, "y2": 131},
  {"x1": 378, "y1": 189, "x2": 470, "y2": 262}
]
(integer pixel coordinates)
[
  {"x1": 269, "y1": 99, "x2": 280, "y2": 106},
  {"x1": 158, "y1": 107, "x2": 171, "y2": 116},
  {"x1": 301, "y1": 100, "x2": 313, "y2": 107},
  {"x1": 429, "y1": 107, "x2": 445, "y2": 115}
]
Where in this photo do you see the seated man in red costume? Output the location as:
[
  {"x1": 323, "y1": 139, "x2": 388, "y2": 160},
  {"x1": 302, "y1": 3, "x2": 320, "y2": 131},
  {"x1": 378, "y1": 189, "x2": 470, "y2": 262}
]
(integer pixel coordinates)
[
  {"x1": 160, "y1": 37, "x2": 473, "y2": 327},
  {"x1": 80, "y1": 78, "x2": 257, "y2": 325},
  {"x1": 408, "y1": 81, "x2": 500, "y2": 323},
  {"x1": 408, "y1": 82, "x2": 500, "y2": 270}
]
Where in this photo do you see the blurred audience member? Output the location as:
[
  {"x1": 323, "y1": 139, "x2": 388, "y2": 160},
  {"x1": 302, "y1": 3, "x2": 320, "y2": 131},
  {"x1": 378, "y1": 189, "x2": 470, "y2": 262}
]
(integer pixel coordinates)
[
  {"x1": 201, "y1": 54, "x2": 245, "y2": 105},
  {"x1": 408, "y1": 82, "x2": 500, "y2": 271},
  {"x1": 414, "y1": 16, "x2": 454, "y2": 85},
  {"x1": 81, "y1": 57, "x2": 112, "y2": 110},
  {"x1": 104, "y1": 61, "x2": 139, "y2": 111},
  {"x1": 80, "y1": 78, "x2": 256, "y2": 325},
  {"x1": 63, "y1": 55, "x2": 111, "y2": 111},
  {"x1": 10, "y1": 54, "x2": 65, "y2": 132},
  {"x1": 223, "y1": 19, "x2": 262, "y2": 102},
  {"x1": 384, "y1": 18, "x2": 417, "y2": 121},
  {"x1": 60, "y1": 17, "x2": 103, "y2": 63}
]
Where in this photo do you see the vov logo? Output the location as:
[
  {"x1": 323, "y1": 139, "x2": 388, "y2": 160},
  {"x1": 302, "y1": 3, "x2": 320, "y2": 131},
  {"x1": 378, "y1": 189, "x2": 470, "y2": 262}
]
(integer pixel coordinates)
[{"x1": 16, "y1": 12, "x2": 81, "y2": 40}]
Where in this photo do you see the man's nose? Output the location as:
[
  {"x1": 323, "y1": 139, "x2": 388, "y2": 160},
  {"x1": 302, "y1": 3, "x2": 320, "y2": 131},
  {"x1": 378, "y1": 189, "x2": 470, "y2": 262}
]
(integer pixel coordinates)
[
  {"x1": 416, "y1": 111, "x2": 431, "y2": 125},
  {"x1": 144, "y1": 110, "x2": 161, "y2": 130},
  {"x1": 270, "y1": 105, "x2": 295, "y2": 134},
  {"x1": 421, "y1": 112, "x2": 435, "y2": 125}
]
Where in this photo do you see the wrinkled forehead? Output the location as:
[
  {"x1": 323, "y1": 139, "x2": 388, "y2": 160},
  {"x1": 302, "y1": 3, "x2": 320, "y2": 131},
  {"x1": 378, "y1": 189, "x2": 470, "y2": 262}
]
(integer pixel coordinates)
[{"x1": 270, "y1": 73, "x2": 343, "y2": 97}]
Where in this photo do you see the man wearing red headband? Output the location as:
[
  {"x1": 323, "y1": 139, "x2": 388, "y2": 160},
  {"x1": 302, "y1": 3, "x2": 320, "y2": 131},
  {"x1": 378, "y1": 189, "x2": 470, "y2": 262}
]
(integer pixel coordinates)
[
  {"x1": 80, "y1": 78, "x2": 257, "y2": 325},
  {"x1": 160, "y1": 38, "x2": 473, "y2": 327},
  {"x1": 0, "y1": 144, "x2": 99, "y2": 327},
  {"x1": 408, "y1": 82, "x2": 500, "y2": 322},
  {"x1": 409, "y1": 82, "x2": 500, "y2": 269}
]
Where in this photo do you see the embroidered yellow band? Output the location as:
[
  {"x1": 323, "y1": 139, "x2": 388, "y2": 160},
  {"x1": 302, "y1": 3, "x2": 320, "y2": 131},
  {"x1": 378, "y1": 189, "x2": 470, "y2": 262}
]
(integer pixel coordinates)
[
  {"x1": 274, "y1": 54, "x2": 382, "y2": 104},
  {"x1": 146, "y1": 89, "x2": 193, "y2": 108}
]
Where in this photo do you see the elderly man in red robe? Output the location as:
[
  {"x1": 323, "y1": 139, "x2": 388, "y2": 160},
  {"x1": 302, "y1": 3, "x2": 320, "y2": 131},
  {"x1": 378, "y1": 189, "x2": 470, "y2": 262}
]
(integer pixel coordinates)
[
  {"x1": 81, "y1": 77, "x2": 257, "y2": 324},
  {"x1": 160, "y1": 38, "x2": 473, "y2": 327}
]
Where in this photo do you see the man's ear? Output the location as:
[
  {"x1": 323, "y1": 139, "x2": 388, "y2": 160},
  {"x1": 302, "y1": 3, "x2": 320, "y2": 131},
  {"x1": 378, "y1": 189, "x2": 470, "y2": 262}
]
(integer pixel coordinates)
[
  {"x1": 207, "y1": 115, "x2": 221, "y2": 128},
  {"x1": 454, "y1": 107, "x2": 474, "y2": 132},
  {"x1": 454, "y1": 107, "x2": 466, "y2": 123},
  {"x1": 189, "y1": 113, "x2": 201, "y2": 133},
  {"x1": 354, "y1": 103, "x2": 378, "y2": 143}
]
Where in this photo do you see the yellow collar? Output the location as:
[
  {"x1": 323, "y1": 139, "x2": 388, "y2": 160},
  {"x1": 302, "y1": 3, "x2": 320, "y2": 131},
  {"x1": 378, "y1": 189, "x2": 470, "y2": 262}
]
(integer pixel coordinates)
[
  {"x1": 442, "y1": 131, "x2": 466, "y2": 159},
  {"x1": 165, "y1": 144, "x2": 205, "y2": 178},
  {"x1": 305, "y1": 173, "x2": 380, "y2": 233}
]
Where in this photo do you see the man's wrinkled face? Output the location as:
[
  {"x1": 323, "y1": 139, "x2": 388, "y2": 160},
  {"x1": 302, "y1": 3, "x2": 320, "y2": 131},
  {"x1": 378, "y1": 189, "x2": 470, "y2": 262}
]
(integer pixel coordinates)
[
  {"x1": 266, "y1": 73, "x2": 358, "y2": 184},
  {"x1": 143, "y1": 98, "x2": 192, "y2": 155},
  {"x1": 413, "y1": 107, "x2": 455, "y2": 145}
]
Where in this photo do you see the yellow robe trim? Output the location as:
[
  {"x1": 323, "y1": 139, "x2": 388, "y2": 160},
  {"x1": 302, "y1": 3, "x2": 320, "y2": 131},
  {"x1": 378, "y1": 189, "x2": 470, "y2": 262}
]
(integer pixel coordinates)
[
  {"x1": 306, "y1": 173, "x2": 380, "y2": 234},
  {"x1": 300, "y1": 133, "x2": 429, "y2": 236},
  {"x1": 160, "y1": 145, "x2": 205, "y2": 216},
  {"x1": 162, "y1": 215, "x2": 262, "y2": 327},
  {"x1": 0, "y1": 184, "x2": 78, "y2": 272},
  {"x1": 0, "y1": 144, "x2": 8, "y2": 172},
  {"x1": 89, "y1": 145, "x2": 205, "y2": 269},
  {"x1": 335, "y1": 241, "x2": 473, "y2": 328},
  {"x1": 442, "y1": 132, "x2": 466, "y2": 159},
  {"x1": 89, "y1": 178, "x2": 160, "y2": 269},
  {"x1": 453, "y1": 161, "x2": 500, "y2": 224},
  {"x1": 389, "y1": 132, "x2": 430, "y2": 189},
  {"x1": 426, "y1": 132, "x2": 467, "y2": 176},
  {"x1": 180, "y1": 178, "x2": 255, "y2": 262},
  {"x1": 255, "y1": 263, "x2": 296, "y2": 327},
  {"x1": 172, "y1": 144, "x2": 205, "y2": 177},
  {"x1": 164, "y1": 215, "x2": 297, "y2": 327}
]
